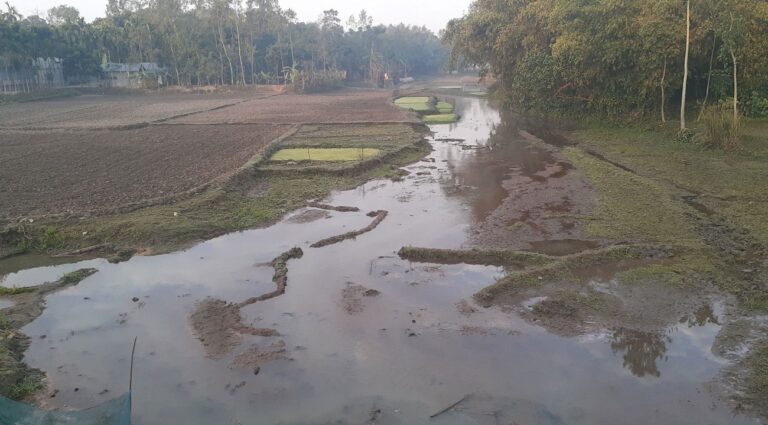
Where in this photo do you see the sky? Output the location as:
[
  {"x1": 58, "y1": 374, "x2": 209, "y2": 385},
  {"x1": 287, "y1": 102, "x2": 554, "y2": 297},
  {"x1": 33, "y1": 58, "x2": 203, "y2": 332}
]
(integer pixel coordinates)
[{"x1": 18, "y1": 0, "x2": 471, "y2": 34}]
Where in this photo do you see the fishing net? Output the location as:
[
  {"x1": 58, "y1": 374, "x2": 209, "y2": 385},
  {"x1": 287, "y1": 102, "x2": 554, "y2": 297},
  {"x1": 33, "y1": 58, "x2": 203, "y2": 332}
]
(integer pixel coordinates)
[{"x1": 0, "y1": 393, "x2": 131, "y2": 425}]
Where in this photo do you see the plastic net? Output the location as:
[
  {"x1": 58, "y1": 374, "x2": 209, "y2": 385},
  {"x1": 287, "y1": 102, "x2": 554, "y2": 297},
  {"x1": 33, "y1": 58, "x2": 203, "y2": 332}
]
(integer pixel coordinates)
[{"x1": 0, "y1": 393, "x2": 131, "y2": 425}]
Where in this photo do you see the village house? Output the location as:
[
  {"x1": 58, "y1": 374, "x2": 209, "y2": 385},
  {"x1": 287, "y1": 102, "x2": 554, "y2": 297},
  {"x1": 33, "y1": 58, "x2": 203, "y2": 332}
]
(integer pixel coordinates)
[{"x1": 101, "y1": 62, "x2": 167, "y2": 89}]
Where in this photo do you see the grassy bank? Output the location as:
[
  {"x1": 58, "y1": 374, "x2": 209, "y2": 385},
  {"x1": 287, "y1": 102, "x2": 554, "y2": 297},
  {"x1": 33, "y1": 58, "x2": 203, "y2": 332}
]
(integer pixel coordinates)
[
  {"x1": 570, "y1": 119, "x2": 768, "y2": 244},
  {"x1": 566, "y1": 118, "x2": 768, "y2": 415}
]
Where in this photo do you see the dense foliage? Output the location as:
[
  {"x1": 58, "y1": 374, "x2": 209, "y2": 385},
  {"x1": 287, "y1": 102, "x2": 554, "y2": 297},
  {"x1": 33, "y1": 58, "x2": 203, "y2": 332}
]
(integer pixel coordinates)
[
  {"x1": 443, "y1": 0, "x2": 768, "y2": 119},
  {"x1": 0, "y1": 1, "x2": 446, "y2": 86}
]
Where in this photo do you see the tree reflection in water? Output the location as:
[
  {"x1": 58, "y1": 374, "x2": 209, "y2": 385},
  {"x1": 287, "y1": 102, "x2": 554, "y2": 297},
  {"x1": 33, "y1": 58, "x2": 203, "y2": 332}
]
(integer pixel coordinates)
[
  {"x1": 609, "y1": 304, "x2": 718, "y2": 377},
  {"x1": 609, "y1": 328, "x2": 671, "y2": 378}
]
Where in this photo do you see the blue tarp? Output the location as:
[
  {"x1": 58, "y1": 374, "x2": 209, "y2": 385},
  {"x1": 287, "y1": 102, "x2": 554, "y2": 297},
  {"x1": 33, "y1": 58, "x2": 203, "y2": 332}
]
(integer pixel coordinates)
[{"x1": 0, "y1": 393, "x2": 131, "y2": 425}]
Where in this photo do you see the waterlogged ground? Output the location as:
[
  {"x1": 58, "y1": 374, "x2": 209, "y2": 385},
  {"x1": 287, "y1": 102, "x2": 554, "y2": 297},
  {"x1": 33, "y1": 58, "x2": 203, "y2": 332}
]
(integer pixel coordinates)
[{"x1": 1, "y1": 98, "x2": 762, "y2": 425}]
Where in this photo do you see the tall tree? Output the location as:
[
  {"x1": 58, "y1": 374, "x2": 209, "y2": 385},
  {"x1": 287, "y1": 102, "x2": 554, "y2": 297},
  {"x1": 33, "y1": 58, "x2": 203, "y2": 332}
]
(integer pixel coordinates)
[{"x1": 680, "y1": 0, "x2": 691, "y2": 130}]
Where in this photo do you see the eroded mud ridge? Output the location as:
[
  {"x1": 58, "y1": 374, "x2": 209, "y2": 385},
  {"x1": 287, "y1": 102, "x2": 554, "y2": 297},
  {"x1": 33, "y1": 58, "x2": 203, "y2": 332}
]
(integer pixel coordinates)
[
  {"x1": 190, "y1": 247, "x2": 302, "y2": 358},
  {"x1": 239, "y1": 247, "x2": 303, "y2": 306},
  {"x1": 310, "y1": 210, "x2": 388, "y2": 248},
  {"x1": 305, "y1": 201, "x2": 360, "y2": 213}
]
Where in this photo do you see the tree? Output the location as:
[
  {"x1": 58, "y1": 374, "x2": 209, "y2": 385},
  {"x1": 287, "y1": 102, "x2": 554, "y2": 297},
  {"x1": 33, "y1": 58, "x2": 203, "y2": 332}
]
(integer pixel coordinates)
[
  {"x1": 47, "y1": 5, "x2": 82, "y2": 26},
  {"x1": 443, "y1": 0, "x2": 768, "y2": 121},
  {"x1": 680, "y1": 0, "x2": 691, "y2": 130}
]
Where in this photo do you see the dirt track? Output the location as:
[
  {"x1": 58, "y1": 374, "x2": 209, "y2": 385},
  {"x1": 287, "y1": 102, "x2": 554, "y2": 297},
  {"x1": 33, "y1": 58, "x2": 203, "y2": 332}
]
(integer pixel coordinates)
[{"x1": 0, "y1": 88, "x2": 408, "y2": 219}]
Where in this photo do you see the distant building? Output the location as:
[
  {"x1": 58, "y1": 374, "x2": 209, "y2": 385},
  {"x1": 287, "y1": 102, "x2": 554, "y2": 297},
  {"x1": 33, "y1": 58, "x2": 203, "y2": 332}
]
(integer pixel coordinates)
[
  {"x1": 101, "y1": 62, "x2": 167, "y2": 88},
  {"x1": 0, "y1": 57, "x2": 65, "y2": 94}
]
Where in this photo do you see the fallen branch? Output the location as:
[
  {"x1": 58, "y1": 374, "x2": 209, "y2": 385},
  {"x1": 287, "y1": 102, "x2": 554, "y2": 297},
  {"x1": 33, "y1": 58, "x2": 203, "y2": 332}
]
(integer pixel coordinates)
[
  {"x1": 430, "y1": 395, "x2": 469, "y2": 419},
  {"x1": 310, "y1": 210, "x2": 388, "y2": 248}
]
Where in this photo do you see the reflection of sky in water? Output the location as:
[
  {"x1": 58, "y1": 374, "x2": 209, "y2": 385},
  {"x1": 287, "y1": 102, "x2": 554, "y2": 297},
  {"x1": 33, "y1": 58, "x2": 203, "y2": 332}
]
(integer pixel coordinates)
[{"x1": 2, "y1": 97, "x2": 760, "y2": 425}]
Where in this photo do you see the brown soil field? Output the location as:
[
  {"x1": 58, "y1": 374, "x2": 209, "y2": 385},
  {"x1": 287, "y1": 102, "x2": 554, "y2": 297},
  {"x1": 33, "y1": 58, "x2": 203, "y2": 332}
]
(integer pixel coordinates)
[
  {"x1": 0, "y1": 88, "x2": 279, "y2": 129},
  {"x1": 168, "y1": 89, "x2": 413, "y2": 124},
  {"x1": 0, "y1": 124, "x2": 289, "y2": 218},
  {"x1": 0, "y1": 87, "x2": 413, "y2": 221}
]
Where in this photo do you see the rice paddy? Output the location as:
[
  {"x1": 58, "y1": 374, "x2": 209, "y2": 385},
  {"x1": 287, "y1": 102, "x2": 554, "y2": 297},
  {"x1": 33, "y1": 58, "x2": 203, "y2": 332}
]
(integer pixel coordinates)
[
  {"x1": 394, "y1": 96, "x2": 459, "y2": 124},
  {"x1": 270, "y1": 148, "x2": 382, "y2": 161},
  {"x1": 422, "y1": 113, "x2": 459, "y2": 124},
  {"x1": 436, "y1": 101, "x2": 454, "y2": 113},
  {"x1": 394, "y1": 96, "x2": 432, "y2": 105},
  {"x1": 394, "y1": 96, "x2": 435, "y2": 112}
]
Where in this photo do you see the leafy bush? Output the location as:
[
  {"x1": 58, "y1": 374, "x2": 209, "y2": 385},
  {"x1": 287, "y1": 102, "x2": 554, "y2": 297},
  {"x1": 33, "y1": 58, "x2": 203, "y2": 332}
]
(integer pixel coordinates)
[
  {"x1": 698, "y1": 104, "x2": 741, "y2": 151},
  {"x1": 743, "y1": 92, "x2": 768, "y2": 117},
  {"x1": 674, "y1": 128, "x2": 696, "y2": 144}
]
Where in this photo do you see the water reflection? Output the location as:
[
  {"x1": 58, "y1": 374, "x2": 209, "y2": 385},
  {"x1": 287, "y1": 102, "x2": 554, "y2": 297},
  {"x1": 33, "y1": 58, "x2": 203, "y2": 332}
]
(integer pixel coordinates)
[
  {"x1": 609, "y1": 328, "x2": 671, "y2": 378},
  {"x1": 609, "y1": 304, "x2": 720, "y2": 378},
  {"x1": 681, "y1": 304, "x2": 720, "y2": 327}
]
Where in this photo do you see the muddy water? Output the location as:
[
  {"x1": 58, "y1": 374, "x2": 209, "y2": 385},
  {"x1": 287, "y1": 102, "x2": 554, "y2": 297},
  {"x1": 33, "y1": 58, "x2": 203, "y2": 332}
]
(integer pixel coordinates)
[{"x1": 1, "y1": 97, "x2": 761, "y2": 425}]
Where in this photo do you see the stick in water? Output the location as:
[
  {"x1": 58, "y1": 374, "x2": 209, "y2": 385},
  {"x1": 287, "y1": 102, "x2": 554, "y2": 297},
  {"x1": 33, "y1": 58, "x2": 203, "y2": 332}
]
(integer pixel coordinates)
[{"x1": 430, "y1": 394, "x2": 469, "y2": 419}]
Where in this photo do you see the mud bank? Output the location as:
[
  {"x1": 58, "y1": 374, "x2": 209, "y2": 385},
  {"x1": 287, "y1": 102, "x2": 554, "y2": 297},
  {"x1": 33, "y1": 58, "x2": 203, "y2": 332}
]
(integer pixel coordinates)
[
  {"x1": 190, "y1": 248, "x2": 303, "y2": 358},
  {"x1": 0, "y1": 268, "x2": 97, "y2": 399}
]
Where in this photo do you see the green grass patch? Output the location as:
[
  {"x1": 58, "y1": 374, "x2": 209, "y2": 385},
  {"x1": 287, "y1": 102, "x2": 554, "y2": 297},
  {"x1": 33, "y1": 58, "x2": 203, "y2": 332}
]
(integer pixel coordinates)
[
  {"x1": 395, "y1": 102, "x2": 433, "y2": 112},
  {"x1": 0, "y1": 286, "x2": 36, "y2": 296},
  {"x1": 394, "y1": 96, "x2": 431, "y2": 105},
  {"x1": 423, "y1": 114, "x2": 459, "y2": 124},
  {"x1": 436, "y1": 102, "x2": 454, "y2": 113},
  {"x1": 9, "y1": 375, "x2": 42, "y2": 400},
  {"x1": 562, "y1": 147, "x2": 700, "y2": 247},
  {"x1": 748, "y1": 344, "x2": 768, "y2": 413},
  {"x1": 270, "y1": 148, "x2": 381, "y2": 162},
  {"x1": 0, "y1": 315, "x2": 10, "y2": 330},
  {"x1": 394, "y1": 96, "x2": 436, "y2": 113},
  {"x1": 572, "y1": 120, "x2": 768, "y2": 244}
]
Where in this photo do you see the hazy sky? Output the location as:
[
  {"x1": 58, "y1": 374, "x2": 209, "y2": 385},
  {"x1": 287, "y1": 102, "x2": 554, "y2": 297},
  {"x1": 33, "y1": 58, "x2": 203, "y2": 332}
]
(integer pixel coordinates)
[{"x1": 18, "y1": 0, "x2": 471, "y2": 33}]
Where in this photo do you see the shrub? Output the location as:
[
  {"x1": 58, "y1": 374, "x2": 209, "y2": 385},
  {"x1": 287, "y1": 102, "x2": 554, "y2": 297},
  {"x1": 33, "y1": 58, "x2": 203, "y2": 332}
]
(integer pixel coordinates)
[
  {"x1": 674, "y1": 128, "x2": 696, "y2": 144},
  {"x1": 9, "y1": 375, "x2": 42, "y2": 400},
  {"x1": 698, "y1": 103, "x2": 741, "y2": 151},
  {"x1": 743, "y1": 92, "x2": 768, "y2": 118}
]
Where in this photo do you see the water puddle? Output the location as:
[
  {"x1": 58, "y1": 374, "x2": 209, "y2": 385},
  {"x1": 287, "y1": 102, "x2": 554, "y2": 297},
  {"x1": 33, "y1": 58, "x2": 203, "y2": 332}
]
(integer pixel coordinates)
[{"x1": 1, "y1": 97, "x2": 759, "y2": 424}]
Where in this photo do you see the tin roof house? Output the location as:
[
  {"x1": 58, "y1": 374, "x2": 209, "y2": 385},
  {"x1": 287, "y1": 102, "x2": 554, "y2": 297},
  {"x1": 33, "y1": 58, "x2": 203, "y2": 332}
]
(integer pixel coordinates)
[{"x1": 101, "y1": 62, "x2": 167, "y2": 88}]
